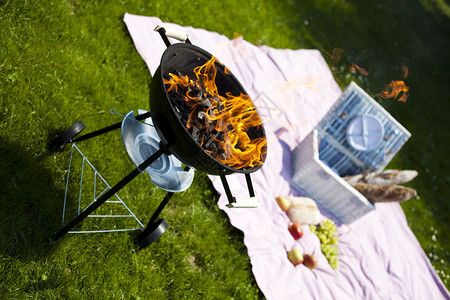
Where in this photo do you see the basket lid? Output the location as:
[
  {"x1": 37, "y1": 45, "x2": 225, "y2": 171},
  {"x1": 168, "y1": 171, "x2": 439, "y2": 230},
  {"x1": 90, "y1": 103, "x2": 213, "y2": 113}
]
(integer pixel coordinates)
[{"x1": 346, "y1": 114, "x2": 384, "y2": 152}]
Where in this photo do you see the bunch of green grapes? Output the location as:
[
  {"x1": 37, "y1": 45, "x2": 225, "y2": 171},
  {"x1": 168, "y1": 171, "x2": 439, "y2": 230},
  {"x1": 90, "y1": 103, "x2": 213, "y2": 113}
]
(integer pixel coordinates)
[{"x1": 310, "y1": 219, "x2": 339, "y2": 269}]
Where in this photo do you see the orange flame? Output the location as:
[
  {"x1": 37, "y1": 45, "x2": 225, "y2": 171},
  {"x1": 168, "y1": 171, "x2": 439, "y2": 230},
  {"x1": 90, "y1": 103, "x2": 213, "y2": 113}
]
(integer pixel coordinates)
[
  {"x1": 323, "y1": 48, "x2": 345, "y2": 65},
  {"x1": 377, "y1": 80, "x2": 409, "y2": 102},
  {"x1": 349, "y1": 64, "x2": 369, "y2": 76},
  {"x1": 233, "y1": 32, "x2": 243, "y2": 40},
  {"x1": 163, "y1": 57, "x2": 266, "y2": 169},
  {"x1": 401, "y1": 66, "x2": 408, "y2": 79}
]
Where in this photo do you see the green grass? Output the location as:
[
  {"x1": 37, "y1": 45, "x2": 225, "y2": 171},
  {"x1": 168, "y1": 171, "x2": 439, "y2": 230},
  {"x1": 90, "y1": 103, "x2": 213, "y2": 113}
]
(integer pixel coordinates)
[{"x1": 1, "y1": 0, "x2": 449, "y2": 298}]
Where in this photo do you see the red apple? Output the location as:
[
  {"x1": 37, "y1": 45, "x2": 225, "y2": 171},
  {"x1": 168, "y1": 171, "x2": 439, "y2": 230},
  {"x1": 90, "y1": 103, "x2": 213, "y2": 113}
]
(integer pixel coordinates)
[
  {"x1": 288, "y1": 248, "x2": 304, "y2": 266},
  {"x1": 303, "y1": 254, "x2": 318, "y2": 270},
  {"x1": 276, "y1": 196, "x2": 291, "y2": 211},
  {"x1": 288, "y1": 223, "x2": 303, "y2": 240}
]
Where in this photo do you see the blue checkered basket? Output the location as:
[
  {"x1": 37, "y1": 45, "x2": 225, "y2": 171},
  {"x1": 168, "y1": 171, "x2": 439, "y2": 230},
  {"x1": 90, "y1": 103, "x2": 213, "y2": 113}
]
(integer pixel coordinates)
[{"x1": 291, "y1": 82, "x2": 411, "y2": 224}]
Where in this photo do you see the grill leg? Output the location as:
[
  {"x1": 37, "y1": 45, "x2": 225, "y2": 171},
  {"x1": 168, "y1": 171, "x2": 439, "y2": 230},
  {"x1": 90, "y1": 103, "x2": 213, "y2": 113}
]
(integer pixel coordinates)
[
  {"x1": 219, "y1": 169, "x2": 260, "y2": 208},
  {"x1": 146, "y1": 192, "x2": 174, "y2": 229},
  {"x1": 135, "y1": 166, "x2": 191, "y2": 248},
  {"x1": 135, "y1": 192, "x2": 173, "y2": 249},
  {"x1": 71, "y1": 111, "x2": 152, "y2": 143},
  {"x1": 50, "y1": 121, "x2": 86, "y2": 151},
  {"x1": 245, "y1": 173, "x2": 255, "y2": 197},
  {"x1": 135, "y1": 219, "x2": 169, "y2": 249},
  {"x1": 219, "y1": 168, "x2": 235, "y2": 204},
  {"x1": 52, "y1": 147, "x2": 165, "y2": 241}
]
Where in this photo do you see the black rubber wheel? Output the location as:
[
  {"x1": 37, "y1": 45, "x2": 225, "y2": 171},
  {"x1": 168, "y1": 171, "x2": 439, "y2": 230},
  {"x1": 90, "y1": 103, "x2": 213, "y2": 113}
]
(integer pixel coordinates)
[
  {"x1": 51, "y1": 121, "x2": 86, "y2": 151},
  {"x1": 135, "y1": 219, "x2": 168, "y2": 249}
]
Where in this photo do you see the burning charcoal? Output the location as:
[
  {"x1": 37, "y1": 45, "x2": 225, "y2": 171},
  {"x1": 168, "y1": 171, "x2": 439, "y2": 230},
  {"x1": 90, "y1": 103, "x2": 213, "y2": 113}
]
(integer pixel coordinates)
[
  {"x1": 205, "y1": 108, "x2": 216, "y2": 119},
  {"x1": 197, "y1": 111, "x2": 208, "y2": 121},
  {"x1": 213, "y1": 95, "x2": 224, "y2": 110},
  {"x1": 204, "y1": 134, "x2": 216, "y2": 149},
  {"x1": 164, "y1": 58, "x2": 266, "y2": 170},
  {"x1": 187, "y1": 85, "x2": 203, "y2": 99},
  {"x1": 191, "y1": 127, "x2": 201, "y2": 142},
  {"x1": 206, "y1": 142, "x2": 218, "y2": 154},
  {"x1": 215, "y1": 131, "x2": 226, "y2": 143},
  {"x1": 198, "y1": 98, "x2": 212, "y2": 110},
  {"x1": 218, "y1": 152, "x2": 228, "y2": 161},
  {"x1": 181, "y1": 109, "x2": 190, "y2": 121}
]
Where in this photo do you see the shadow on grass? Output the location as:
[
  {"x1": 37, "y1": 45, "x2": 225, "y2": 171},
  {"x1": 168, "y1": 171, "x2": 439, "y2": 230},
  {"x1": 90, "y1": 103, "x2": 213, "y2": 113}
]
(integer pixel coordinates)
[{"x1": 0, "y1": 137, "x2": 63, "y2": 260}]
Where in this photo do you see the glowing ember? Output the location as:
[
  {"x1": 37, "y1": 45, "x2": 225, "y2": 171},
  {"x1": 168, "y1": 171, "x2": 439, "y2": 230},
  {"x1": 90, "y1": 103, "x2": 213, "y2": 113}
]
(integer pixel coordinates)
[
  {"x1": 377, "y1": 80, "x2": 409, "y2": 102},
  {"x1": 163, "y1": 56, "x2": 267, "y2": 169}
]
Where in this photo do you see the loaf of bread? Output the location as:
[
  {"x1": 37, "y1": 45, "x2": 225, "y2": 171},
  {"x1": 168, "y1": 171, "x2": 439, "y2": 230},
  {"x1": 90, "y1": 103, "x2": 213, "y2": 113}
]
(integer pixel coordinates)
[{"x1": 277, "y1": 196, "x2": 321, "y2": 225}]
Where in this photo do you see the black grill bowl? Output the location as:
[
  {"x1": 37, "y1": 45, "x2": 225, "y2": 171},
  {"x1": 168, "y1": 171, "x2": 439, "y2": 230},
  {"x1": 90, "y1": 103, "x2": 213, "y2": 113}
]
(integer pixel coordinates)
[{"x1": 149, "y1": 43, "x2": 266, "y2": 175}]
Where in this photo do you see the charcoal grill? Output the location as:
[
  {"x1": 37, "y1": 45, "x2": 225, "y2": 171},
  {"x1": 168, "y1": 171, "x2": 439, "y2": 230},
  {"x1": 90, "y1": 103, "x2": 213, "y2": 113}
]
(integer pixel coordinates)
[{"x1": 51, "y1": 26, "x2": 267, "y2": 248}]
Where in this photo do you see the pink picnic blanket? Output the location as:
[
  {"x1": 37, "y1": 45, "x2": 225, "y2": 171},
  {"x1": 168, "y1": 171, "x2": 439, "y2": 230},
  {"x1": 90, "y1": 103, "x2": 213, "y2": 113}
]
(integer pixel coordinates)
[{"x1": 124, "y1": 13, "x2": 449, "y2": 300}]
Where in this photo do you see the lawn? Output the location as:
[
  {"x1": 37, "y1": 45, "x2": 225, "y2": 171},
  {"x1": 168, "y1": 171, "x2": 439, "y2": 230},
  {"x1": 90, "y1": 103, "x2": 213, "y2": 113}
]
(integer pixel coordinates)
[{"x1": 1, "y1": 0, "x2": 449, "y2": 298}]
